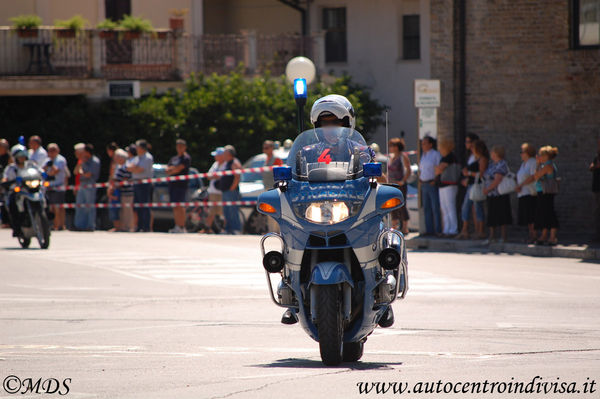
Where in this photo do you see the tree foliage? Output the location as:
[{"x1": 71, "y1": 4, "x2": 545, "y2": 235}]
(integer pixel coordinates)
[{"x1": 0, "y1": 71, "x2": 386, "y2": 176}]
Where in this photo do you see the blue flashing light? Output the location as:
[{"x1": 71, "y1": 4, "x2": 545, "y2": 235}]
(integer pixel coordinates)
[
  {"x1": 293, "y1": 78, "x2": 307, "y2": 99},
  {"x1": 18, "y1": 136, "x2": 25, "y2": 145},
  {"x1": 273, "y1": 166, "x2": 292, "y2": 181},
  {"x1": 42, "y1": 172, "x2": 49, "y2": 180},
  {"x1": 363, "y1": 162, "x2": 382, "y2": 177}
]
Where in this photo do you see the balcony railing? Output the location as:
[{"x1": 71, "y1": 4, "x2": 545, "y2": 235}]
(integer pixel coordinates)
[{"x1": 0, "y1": 28, "x2": 322, "y2": 81}]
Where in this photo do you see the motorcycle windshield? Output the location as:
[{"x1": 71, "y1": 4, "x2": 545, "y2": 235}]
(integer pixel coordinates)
[
  {"x1": 18, "y1": 165, "x2": 43, "y2": 181},
  {"x1": 287, "y1": 127, "x2": 373, "y2": 182}
]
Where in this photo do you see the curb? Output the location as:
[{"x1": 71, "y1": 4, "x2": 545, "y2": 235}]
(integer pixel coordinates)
[{"x1": 406, "y1": 237, "x2": 600, "y2": 260}]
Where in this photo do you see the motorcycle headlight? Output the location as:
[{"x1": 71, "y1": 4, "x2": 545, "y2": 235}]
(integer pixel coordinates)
[
  {"x1": 25, "y1": 180, "x2": 41, "y2": 189},
  {"x1": 302, "y1": 201, "x2": 350, "y2": 225}
]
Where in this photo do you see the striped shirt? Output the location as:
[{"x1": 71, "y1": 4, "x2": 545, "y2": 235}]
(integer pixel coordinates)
[{"x1": 115, "y1": 165, "x2": 133, "y2": 195}]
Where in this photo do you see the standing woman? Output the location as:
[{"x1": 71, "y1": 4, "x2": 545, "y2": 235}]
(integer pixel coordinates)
[
  {"x1": 457, "y1": 134, "x2": 479, "y2": 239},
  {"x1": 534, "y1": 146, "x2": 559, "y2": 245},
  {"x1": 435, "y1": 138, "x2": 459, "y2": 236},
  {"x1": 387, "y1": 137, "x2": 411, "y2": 234},
  {"x1": 482, "y1": 145, "x2": 512, "y2": 243},
  {"x1": 458, "y1": 139, "x2": 489, "y2": 239},
  {"x1": 515, "y1": 143, "x2": 538, "y2": 243}
]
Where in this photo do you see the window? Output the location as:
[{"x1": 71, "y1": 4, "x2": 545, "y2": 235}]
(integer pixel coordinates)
[
  {"x1": 323, "y1": 8, "x2": 347, "y2": 63},
  {"x1": 573, "y1": 0, "x2": 600, "y2": 47},
  {"x1": 105, "y1": 0, "x2": 131, "y2": 21},
  {"x1": 402, "y1": 15, "x2": 420, "y2": 59}
]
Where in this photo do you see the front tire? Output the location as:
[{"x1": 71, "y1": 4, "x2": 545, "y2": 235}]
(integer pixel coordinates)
[
  {"x1": 32, "y1": 206, "x2": 50, "y2": 249},
  {"x1": 316, "y1": 285, "x2": 344, "y2": 366}
]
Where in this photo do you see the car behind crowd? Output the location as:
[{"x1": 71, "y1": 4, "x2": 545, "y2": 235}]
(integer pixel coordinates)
[{"x1": 239, "y1": 143, "x2": 291, "y2": 234}]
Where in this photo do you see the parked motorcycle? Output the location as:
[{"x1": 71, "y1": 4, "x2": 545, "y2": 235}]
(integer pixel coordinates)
[
  {"x1": 257, "y1": 127, "x2": 408, "y2": 365},
  {"x1": 4, "y1": 165, "x2": 51, "y2": 249}
]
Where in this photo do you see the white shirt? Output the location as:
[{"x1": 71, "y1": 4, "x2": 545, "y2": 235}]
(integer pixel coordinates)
[
  {"x1": 29, "y1": 147, "x2": 48, "y2": 167},
  {"x1": 46, "y1": 154, "x2": 68, "y2": 187},
  {"x1": 131, "y1": 152, "x2": 154, "y2": 179},
  {"x1": 207, "y1": 161, "x2": 226, "y2": 194},
  {"x1": 419, "y1": 149, "x2": 442, "y2": 181},
  {"x1": 517, "y1": 157, "x2": 537, "y2": 197}
]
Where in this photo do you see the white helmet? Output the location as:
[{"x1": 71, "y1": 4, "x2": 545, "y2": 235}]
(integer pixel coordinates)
[
  {"x1": 310, "y1": 94, "x2": 355, "y2": 129},
  {"x1": 11, "y1": 144, "x2": 28, "y2": 160}
]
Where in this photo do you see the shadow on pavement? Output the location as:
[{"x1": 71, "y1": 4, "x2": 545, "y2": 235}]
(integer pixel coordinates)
[{"x1": 249, "y1": 357, "x2": 402, "y2": 370}]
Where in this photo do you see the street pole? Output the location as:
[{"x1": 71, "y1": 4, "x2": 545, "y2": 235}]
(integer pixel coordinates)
[{"x1": 297, "y1": 99, "x2": 306, "y2": 133}]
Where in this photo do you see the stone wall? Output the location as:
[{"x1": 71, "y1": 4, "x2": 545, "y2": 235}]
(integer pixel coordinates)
[{"x1": 431, "y1": 0, "x2": 600, "y2": 232}]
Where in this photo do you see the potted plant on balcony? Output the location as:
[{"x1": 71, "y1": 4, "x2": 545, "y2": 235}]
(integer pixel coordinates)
[
  {"x1": 97, "y1": 19, "x2": 119, "y2": 39},
  {"x1": 10, "y1": 14, "x2": 42, "y2": 38},
  {"x1": 119, "y1": 15, "x2": 153, "y2": 40},
  {"x1": 169, "y1": 8, "x2": 188, "y2": 31},
  {"x1": 54, "y1": 15, "x2": 88, "y2": 38}
]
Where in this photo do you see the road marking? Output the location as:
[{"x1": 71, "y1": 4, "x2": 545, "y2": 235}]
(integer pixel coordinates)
[{"x1": 4, "y1": 248, "x2": 540, "y2": 297}]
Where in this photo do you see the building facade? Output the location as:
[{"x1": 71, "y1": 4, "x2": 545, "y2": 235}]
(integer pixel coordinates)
[{"x1": 431, "y1": 0, "x2": 600, "y2": 232}]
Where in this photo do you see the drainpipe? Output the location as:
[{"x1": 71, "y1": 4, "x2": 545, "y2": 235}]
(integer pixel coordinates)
[{"x1": 453, "y1": 0, "x2": 467, "y2": 161}]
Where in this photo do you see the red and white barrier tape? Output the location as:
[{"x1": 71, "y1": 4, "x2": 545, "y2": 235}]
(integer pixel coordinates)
[
  {"x1": 57, "y1": 200, "x2": 258, "y2": 209},
  {"x1": 49, "y1": 166, "x2": 275, "y2": 192}
]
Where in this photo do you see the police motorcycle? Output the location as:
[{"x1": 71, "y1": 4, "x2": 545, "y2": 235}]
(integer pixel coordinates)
[
  {"x1": 256, "y1": 118, "x2": 408, "y2": 364},
  {"x1": 2, "y1": 146, "x2": 51, "y2": 249}
]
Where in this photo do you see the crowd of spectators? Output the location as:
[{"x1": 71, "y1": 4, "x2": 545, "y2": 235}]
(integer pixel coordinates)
[
  {"x1": 0, "y1": 135, "x2": 268, "y2": 235},
  {"x1": 415, "y1": 134, "x2": 562, "y2": 245}
]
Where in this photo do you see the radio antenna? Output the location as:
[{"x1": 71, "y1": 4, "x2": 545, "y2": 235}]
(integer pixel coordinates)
[{"x1": 385, "y1": 109, "x2": 391, "y2": 229}]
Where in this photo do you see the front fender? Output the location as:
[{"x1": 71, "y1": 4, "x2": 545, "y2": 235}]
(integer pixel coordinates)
[{"x1": 309, "y1": 262, "x2": 354, "y2": 288}]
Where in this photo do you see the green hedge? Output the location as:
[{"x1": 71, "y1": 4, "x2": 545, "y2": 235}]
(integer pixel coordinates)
[{"x1": 0, "y1": 71, "x2": 385, "y2": 179}]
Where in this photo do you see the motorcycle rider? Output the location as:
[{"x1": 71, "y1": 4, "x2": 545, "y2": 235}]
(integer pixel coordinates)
[
  {"x1": 280, "y1": 95, "x2": 395, "y2": 327},
  {"x1": 300, "y1": 95, "x2": 375, "y2": 165},
  {"x1": 1, "y1": 144, "x2": 42, "y2": 237}
]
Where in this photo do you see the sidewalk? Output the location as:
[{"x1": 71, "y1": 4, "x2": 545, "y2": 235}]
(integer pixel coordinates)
[{"x1": 405, "y1": 232, "x2": 600, "y2": 260}]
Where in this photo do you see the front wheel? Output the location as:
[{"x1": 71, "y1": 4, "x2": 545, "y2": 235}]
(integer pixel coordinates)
[
  {"x1": 316, "y1": 285, "x2": 344, "y2": 366},
  {"x1": 32, "y1": 206, "x2": 50, "y2": 249}
]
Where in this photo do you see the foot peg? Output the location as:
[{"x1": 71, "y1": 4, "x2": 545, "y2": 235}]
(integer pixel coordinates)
[
  {"x1": 378, "y1": 306, "x2": 394, "y2": 328},
  {"x1": 281, "y1": 309, "x2": 298, "y2": 325}
]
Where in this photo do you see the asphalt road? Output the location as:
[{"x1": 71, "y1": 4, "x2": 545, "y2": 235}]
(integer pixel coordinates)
[{"x1": 0, "y1": 230, "x2": 599, "y2": 399}]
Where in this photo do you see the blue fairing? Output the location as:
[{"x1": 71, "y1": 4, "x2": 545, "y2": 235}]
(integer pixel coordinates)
[{"x1": 310, "y1": 262, "x2": 354, "y2": 287}]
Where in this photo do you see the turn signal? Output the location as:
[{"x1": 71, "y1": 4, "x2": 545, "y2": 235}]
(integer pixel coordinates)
[
  {"x1": 259, "y1": 203, "x2": 276, "y2": 213},
  {"x1": 43, "y1": 181, "x2": 50, "y2": 187},
  {"x1": 14, "y1": 186, "x2": 21, "y2": 193},
  {"x1": 381, "y1": 198, "x2": 401, "y2": 209}
]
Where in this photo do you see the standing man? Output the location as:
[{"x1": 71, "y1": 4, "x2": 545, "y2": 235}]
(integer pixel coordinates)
[
  {"x1": 220, "y1": 145, "x2": 242, "y2": 234},
  {"x1": 166, "y1": 139, "x2": 191, "y2": 233},
  {"x1": 28, "y1": 135, "x2": 48, "y2": 167},
  {"x1": 262, "y1": 140, "x2": 283, "y2": 233},
  {"x1": 590, "y1": 138, "x2": 600, "y2": 241},
  {"x1": 419, "y1": 136, "x2": 442, "y2": 236},
  {"x1": 44, "y1": 143, "x2": 69, "y2": 231},
  {"x1": 203, "y1": 147, "x2": 226, "y2": 233},
  {"x1": 127, "y1": 139, "x2": 154, "y2": 232},
  {"x1": 73, "y1": 144, "x2": 100, "y2": 231}
]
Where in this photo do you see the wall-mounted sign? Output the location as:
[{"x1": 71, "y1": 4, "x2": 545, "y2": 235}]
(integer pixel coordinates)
[{"x1": 414, "y1": 79, "x2": 441, "y2": 108}]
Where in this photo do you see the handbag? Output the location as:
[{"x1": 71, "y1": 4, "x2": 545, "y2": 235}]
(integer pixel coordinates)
[
  {"x1": 541, "y1": 163, "x2": 560, "y2": 194},
  {"x1": 498, "y1": 170, "x2": 517, "y2": 195},
  {"x1": 440, "y1": 163, "x2": 461, "y2": 185},
  {"x1": 469, "y1": 173, "x2": 486, "y2": 202}
]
